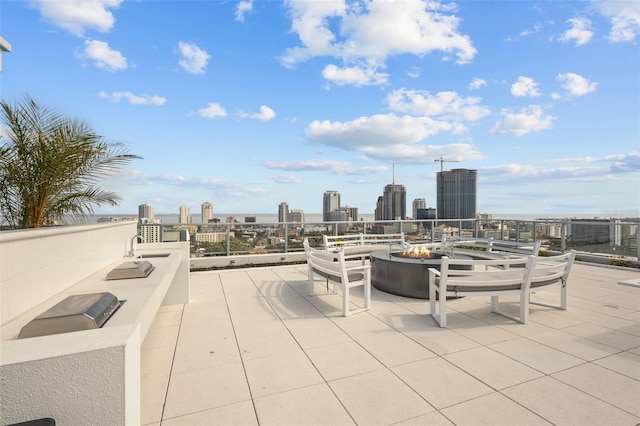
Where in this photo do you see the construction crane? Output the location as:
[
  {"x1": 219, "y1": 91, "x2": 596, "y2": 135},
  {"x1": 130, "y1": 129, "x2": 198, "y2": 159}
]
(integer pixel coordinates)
[{"x1": 434, "y1": 157, "x2": 459, "y2": 172}]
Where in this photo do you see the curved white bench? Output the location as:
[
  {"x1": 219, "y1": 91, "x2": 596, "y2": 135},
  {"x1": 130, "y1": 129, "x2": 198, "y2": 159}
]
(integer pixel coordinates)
[
  {"x1": 429, "y1": 250, "x2": 576, "y2": 327},
  {"x1": 304, "y1": 238, "x2": 371, "y2": 317}
]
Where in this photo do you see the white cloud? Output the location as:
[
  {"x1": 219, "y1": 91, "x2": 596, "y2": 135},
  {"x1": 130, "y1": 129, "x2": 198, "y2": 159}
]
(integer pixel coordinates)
[
  {"x1": 558, "y1": 17, "x2": 594, "y2": 46},
  {"x1": 360, "y1": 143, "x2": 484, "y2": 164},
  {"x1": 520, "y1": 23, "x2": 542, "y2": 37},
  {"x1": 265, "y1": 160, "x2": 391, "y2": 176},
  {"x1": 269, "y1": 174, "x2": 302, "y2": 184},
  {"x1": 511, "y1": 76, "x2": 541, "y2": 97},
  {"x1": 550, "y1": 151, "x2": 640, "y2": 173},
  {"x1": 482, "y1": 150, "x2": 640, "y2": 183},
  {"x1": 235, "y1": 0, "x2": 253, "y2": 22},
  {"x1": 306, "y1": 113, "x2": 458, "y2": 150},
  {"x1": 31, "y1": 0, "x2": 122, "y2": 37},
  {"x1": 490, "y1": 105, "x2": 555, "y2": 136},
  {"x1": 251, "y1": 105, "x2": 276, "y2": 121},
  {"x1": 322, "y1": 63, "x2": 389, "y2": 86},
  {"x1": 178, "y1": 41, "x2": 211, "y2": 75},
  {"x1": 98, "y1": 91, "x2": 166, "y2": 105},
  {"x1": 128, "y1": 171, "x2": 235, "y2": 189},
  {"x1": 469, "y1": 78, "x2": 487, "y2": 90},
  {"x1": 387, "y1": 88, "x2": 491, "y2": 122},
  {"x1": 557, "y1": 72, "x2": 598, "y2": 96},
  {"x1": 77, "y1": 39, "x2": 127, "y2": 71},
  {"x1": 198, "y1": 102, "x2": 227, "y2": 118},
  {"x1": 407, "y1": 66, "x2": 421, "y2": 78},
  {"x1": 281, "y1": 0, "x2": 476, "y2": 86},
  {"x1": 593, "y1": 0, "x2": 640, "y2": 42},
  {"x1": 265, "y1": 159, "x2": 351, "y2": 171}
]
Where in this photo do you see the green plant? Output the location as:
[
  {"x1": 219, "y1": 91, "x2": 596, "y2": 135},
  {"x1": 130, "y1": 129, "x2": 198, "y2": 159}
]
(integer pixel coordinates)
[
  {"x1": 0, "y1": 96, "x2": 140, "y2": 228},
  {"x1": 610, "y1": 259, "x2": 639, "y2": 269}
]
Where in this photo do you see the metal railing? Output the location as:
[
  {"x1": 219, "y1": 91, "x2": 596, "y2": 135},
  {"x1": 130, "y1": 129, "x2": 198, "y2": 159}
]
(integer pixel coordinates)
[{"x1": 141, "y1": 217, "x2": 640, "y2": 268}]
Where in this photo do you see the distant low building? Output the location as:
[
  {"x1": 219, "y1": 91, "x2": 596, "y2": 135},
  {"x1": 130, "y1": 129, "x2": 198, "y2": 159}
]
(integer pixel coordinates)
[{"x1": 195, "y1": 232, "x2": 226, "y2": 243}]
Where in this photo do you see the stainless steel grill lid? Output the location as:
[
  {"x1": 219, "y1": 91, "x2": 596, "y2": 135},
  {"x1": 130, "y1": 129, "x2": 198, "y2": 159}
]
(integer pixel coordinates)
[
  {"x1": 106, "y1": 260, "x2": 155, "y2": 280},
  {"x1": 18, "y1": 292, "x2": 121, "y2": 339}
]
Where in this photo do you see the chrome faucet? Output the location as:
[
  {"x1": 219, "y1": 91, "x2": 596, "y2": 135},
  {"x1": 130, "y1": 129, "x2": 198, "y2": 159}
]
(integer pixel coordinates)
[{"x1": 129, "y1": 234, "x2": 144, "y2": 257}]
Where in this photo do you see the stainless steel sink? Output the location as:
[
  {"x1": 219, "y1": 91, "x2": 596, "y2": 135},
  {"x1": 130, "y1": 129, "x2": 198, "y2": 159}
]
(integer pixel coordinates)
[
  {"x1": 106, "y1": 260, "x2": 155, "y2": 280},
  {"x1": 137, "y1": 253, "x2": 170, "y2": 258}
]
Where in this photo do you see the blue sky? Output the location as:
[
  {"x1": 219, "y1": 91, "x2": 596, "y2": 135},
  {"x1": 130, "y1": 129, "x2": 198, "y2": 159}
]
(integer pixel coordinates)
[{"x1": 1, "y1": 0, "x2": 639, "y2": 216}]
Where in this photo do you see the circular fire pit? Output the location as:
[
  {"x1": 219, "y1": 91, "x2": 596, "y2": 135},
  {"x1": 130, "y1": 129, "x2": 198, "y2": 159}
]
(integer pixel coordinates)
[{"x1": 370, "y1": 249, "x2": 472, "y2": 299}]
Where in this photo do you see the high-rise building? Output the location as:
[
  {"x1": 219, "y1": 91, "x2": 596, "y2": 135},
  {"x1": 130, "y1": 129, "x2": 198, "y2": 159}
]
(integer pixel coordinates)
[
  {"x1": 412, "y1": 198, "x2": 426, "y2": 219},
  {"x1": 437, "y1": 168, "x2": 477, "y2": 221},
  {"x1": 179, "y1": 205, "x2": 191, "y2": 224},
  {"x1": 382, "y1": 184, "x2": 406, "y2": 220},
  {"x1": 138, "y1": 203, "x2": 154, "y2": 220},
  {"x1": 201, "y1": 202, "x2": 213, "y2": 224},
  {"x1": 278, "y1": 202, "x2": 289, "y2": 223},
  {"x1": 290, "y1": 209, "x2": 305, "y2": 223},
  {"x1": 340, "y1": 206, "x2": 358, "y2": 221},
  {"x1": 374, "y1": 196, "x2": 383, "y2": 221},
  {"x1": 139, "y1": 223, "x2": 162, "y2": 243},
  {"x1": 417, "y1": 207, "x2": 437, "y2": 231},
  {"x1": 329, "y1": 210, "x2": 349, "y2": 234},
  {"x1": 323, "y1": 190, "x2": 340, "y2": 222}
]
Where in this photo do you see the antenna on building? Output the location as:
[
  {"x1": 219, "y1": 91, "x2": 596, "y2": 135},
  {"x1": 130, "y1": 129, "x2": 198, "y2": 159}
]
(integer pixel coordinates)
[
  {"x1": 434, "y1": 157, "x2": 459, "y2": 172},
  {"x1": 392, "y1": 163, "x2": 395, "y2": 184}
]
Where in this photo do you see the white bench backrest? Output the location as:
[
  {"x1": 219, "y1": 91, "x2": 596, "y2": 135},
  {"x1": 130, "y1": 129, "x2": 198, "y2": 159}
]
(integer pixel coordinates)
[
  {"x1": 443, "y1": 236, "x2": 540, "y2": 256},
  {"x1": 436, "y1": 251, "x2": 575, "y2": 294},
  {"x1": 323, "y1": 234, "x2": 364, "y2": 249},
  {"x1": 324, "y1": 233, "x2": 405, "y2": 250},
  {"x1": 305, "y1": 238, "x2": 349, "y2": 282},
  {"x1": 530, "y1": 251, "x2": 576, "y2": 286},
  {"x1": 437, "y1": 256, "x2": 537, "y2": 293}
]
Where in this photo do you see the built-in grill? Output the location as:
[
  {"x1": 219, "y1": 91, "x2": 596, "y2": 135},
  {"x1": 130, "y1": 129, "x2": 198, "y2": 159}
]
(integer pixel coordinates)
[
  {"x1": 18, "y1": 292, "x2": 123, "y2": 339},
  {"x1": 105, "y1": 260, "x2": 155, "y2": 280}
]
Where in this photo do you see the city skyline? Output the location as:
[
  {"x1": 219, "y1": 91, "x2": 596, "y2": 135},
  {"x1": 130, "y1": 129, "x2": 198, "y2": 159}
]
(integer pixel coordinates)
[{"x1": 2, "y1": 1, "x2": 639, "y2": 216}]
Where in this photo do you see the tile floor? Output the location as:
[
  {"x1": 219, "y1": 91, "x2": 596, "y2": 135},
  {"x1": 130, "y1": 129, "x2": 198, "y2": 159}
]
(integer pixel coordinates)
[{"x1": 141, "y1": 261, "x2": 640, "y2": 425}]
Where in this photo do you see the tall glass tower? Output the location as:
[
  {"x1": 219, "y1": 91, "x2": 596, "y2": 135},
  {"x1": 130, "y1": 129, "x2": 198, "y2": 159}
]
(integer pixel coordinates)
[
  {"x1": 382, "y1": 184, "x2": 406, "y2": 220},
  {"x1": 323, "y1": 190, "x2": 340, "y2": 222},
  {"x1": 436, "y1": 168, "x2": 477, "y2": 220}
]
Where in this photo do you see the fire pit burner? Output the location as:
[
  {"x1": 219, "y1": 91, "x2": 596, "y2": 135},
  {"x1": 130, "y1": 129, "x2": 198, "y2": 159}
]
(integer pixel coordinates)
[{"x1": 370, "y1": 249, "x2": 472, "y2": 299}]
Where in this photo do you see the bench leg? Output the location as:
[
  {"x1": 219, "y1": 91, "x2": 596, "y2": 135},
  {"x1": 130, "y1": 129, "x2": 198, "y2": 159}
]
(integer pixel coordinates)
[
  {"x1": 530, "y1": 282, "x2": 567, "y2": 311},
  {"x1": 363, "y1": 282, "x2": 371, "y2": 312},
  {"x1": 308, "y1": 267, "x2": 315, "y2": 296},
  {"x1": 343, "y1": 284, "x2": 350, "y2": 317},
  {"x1": 491, "y1": 293, "x2": 529, "y2": 324},
  {"x1": 520, "y1": 291, "x2": 529, "y2": 324},
  {"x1": 429, "y1": 280, "x2": 446, "y2": 327}
]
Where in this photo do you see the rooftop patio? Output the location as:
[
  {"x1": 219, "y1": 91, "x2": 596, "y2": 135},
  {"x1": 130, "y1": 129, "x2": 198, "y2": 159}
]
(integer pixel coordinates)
[{"x1": 141, "y1": 261, "x2": 640, "y2": 425}]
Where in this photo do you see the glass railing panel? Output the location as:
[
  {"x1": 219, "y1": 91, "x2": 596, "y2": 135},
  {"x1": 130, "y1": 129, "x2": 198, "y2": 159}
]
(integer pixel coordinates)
[{"x1": 144, "y1": 217, "x2": 639, "y2": 263}]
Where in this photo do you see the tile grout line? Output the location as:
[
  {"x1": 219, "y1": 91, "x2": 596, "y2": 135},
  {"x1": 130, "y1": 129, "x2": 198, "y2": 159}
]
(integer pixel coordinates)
[{"x1": 158, "y1": 303, "x2": 186, "y2": 425}]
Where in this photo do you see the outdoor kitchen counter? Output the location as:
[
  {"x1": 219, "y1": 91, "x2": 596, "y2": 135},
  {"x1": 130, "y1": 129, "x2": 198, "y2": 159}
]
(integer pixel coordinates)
[
  {"x1": 0, "y1": 241, "x2": 190, "y2": 342},
  {"x1": 0, "y1": 242, "x2": 190, "y2": 426}
]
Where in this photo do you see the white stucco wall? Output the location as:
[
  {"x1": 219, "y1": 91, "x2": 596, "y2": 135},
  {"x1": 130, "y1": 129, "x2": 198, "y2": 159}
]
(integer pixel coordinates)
[
  {"x1": 0, "y1": 325, "x2": 140, "y2": 425},
  {"x1": 0, "y1": 222, "x2": 137, "y2": 325}
]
